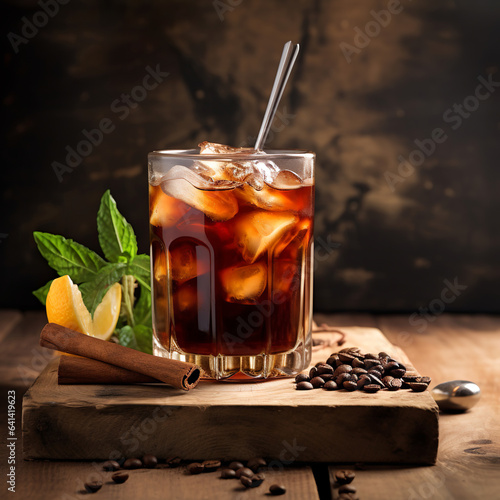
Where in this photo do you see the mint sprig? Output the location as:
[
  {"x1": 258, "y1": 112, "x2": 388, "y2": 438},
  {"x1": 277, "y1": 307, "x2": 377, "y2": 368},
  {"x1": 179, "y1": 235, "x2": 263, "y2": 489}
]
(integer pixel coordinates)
[{"x1": 33, "y1": 191, "x2": 153, "y2": 353}]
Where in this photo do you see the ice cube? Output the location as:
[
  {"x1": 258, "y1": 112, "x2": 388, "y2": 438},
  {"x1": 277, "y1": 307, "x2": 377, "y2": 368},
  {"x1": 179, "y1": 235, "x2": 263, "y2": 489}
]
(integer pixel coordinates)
[
  {"x1": 161, "y1": 166, "x2": 239, "y2": 221},
  {"x1": 153, "y1": 250, "x2": 168, "y2": 283},
  {"x1": 198, "y1": 141, "x2": 253, "y2": 155},
  {"x1": 220, "y1": 262, "x2": 267, "y2": 304},
  {"x1": 235, "y1": 183, "x2": 297, "y2": 212},
  {"x1": 275, "y1": 218, "x2": 312, "y2": 257},
  {"x1": 150, "y1": 185, "x2": 189, "y2": 227},
  {"x1": 269, "y1": 169, "x2": 303, "y2": 190},
  {"x1": 234, "y1": 211, "x2": 299, "y2": 263},
  {"x1": 252, "y1": 159, "x2": 280, "y2": 184},
  {"x1": 169, "y1": 241, "x2": 210, "y2": 282}
]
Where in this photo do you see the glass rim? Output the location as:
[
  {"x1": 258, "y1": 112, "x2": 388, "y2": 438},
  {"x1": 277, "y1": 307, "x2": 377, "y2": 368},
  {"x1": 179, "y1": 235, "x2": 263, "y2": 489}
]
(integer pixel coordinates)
[{"x1": 148, "y1": 148, "x2": 315, "y2": 161}]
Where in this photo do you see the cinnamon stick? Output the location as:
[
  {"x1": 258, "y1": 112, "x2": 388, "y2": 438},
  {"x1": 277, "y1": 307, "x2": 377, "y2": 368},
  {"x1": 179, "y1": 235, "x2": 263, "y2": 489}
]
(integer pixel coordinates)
[
  {"x1": 58, "y1": 356, "x2": 160, "y2": 385},
  {"x1": 41, "y1": 323, "x2": 201, "y2": 390}
]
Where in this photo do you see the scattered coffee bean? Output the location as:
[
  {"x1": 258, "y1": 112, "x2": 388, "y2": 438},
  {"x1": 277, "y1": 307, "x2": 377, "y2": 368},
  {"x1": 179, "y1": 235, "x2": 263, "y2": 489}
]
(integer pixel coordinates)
[
  {"x1": 378, "y1": 351, "x2": 389, "y2": 358},
  {"x1": 321, "y1": 373, "x2": 335, "y2": 381},
  {"x1": 352, "y1": 367, "x2": 367, "y2": 375},
  {"x1": 324, "y1": 380, "x2": 338, "y2": 390},
  {"x1": 417, "y1": 376, "x2": 432, "y2": 384},
  {"x1": 111, "y1": 472, "x2": 129, "y2": 484},
  {"x1": 142, "y1": 454, "x2": 158, "y2": 469},
  {"x1": 339, "y1": 484, "x2": 357, "y2": 494},
  {"x1": 385, "y1": 361, "x2": 399, "y2": 371},
  {"x1": 409, "y1": 382, "x2": 429, "y2": 392},
  {"x1": 364, "y1": 358, "x2": 380, "y2": 369},
  {"x1": 343, "y1": 380, "x2": 357, "y2": 391},
  {"x1": 334, "y1": 364, "x2": 352, "y2": 377},
  {"x1": 84, "y1": 481, "x2": 102, "y2": 493},
  {"x1": 235, "y1": 467, "x2": 254, "y2": 479},
  {"x1": 326, "y1": 356, "x2": 338, "y2": 367},
  {"x1": 187, "y1": 462, "x2": 204, "y2": 475},
  {"x1": 165, "y1": 456, "x2": 181, "y2": 468},
  {"x1": 383, "y1": 375, "x2": 394, "y2": 386},
  {"x1": 368, "y1": 369, "x2": 383, "y2": 379},
  {"x1": 247, "y1": 457, "x2": 266, "y2": 472},
  {"x1": 390, "y1": 368, "x2": 406, "y2": 378},
  {"x1": 123, "y1": 458, "x2": 142, "y2": 469},
  {"x1": 228, "y1": 461, "x2": 245, "y2": 471},
  {"x1": 102, "y1": 460, "x2": 120, "y2": 471},
  {"x1": 220, "y1": 468, "x2": 236, "y2": 479},
  {"x1": 241, "y1": 473, "x2": 265, "y2": 488},
  {"x1": 388, "y1": 378, "x2": 402, "y2": 391},
  {"x1": 310, "y1": 376, "x2": 325, "y2": 388},
  {"x1": 309, "y1": 366, "x2": 318, "y2": 379},
  {"x1": 357, "y1": 376, "x2": 370, "y2": 390},
  {"x1": 317, "y1": 364, "x2": 334, "y2": 375},
  {"x1": 269, "y1": 483, "x2": 287, "y2": 495},
  {"x1": 365, "y1": 353, "x2": 378, "y2": 360},
  {"x1": 368, "y1": 374, "x2": 385, "y2": 386},
  {"x1": 297, "y1": 381, "x2": 314, "y2": 390},
  {"x1": 364, "y1": 384, "x2": 381, "y2": 393},
  {"x1": 295, "y1": 373, "x2": 309, "y2": 383},
  {"x1": 202, "y1": 460, "x2": 221, "y2": 472},
  {"x1": 338, "y1": 352, "x2": 355, "y2": 364},
  {"x1": 352, "y1": 357, "x2": 365, "y2": 368},
  {"x1": 334, "y1": 469, "x2": 355, "y2": 485},
  {"x1": 336, "y1": 372, "x2": 352, "y2": 385}
]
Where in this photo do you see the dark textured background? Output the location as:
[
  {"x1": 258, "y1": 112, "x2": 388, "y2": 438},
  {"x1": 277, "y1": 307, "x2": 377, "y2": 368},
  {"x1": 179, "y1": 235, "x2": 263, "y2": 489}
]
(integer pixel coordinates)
[{"x1": 2, "y1": 0, "x2": 500, "y2": 312}]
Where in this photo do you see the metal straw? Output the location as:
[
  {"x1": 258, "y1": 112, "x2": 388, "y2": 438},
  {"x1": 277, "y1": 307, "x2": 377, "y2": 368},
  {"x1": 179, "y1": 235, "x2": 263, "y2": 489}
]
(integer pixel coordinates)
[{"x1": 254, "y1": 41, "x2": 300, "y2": 151}]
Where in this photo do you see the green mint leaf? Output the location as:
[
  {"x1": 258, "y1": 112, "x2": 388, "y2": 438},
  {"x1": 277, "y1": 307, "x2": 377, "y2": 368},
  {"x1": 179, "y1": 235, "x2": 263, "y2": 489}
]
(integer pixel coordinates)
[
  {"x1": 133, "y1": 284, "x2": 152, "y2": 327},
  {"x1": 118, "y1": 324, "x2": 152, "y2": 354},
  {"x1": 128, "y1": 254, "x2": 151, "y2": 291},
  {"x1": 32, "y1": 280, "x2": 53, "y2": 305},
  {"x1": 80, "y1": 262, "x2": 127, "y2": 317},
  {"x1": 97, "y1": 190, "x2": 137, "y2": 263},
  {"x1": 33, "y1": 232, "x2": 106, "y2": 282}
]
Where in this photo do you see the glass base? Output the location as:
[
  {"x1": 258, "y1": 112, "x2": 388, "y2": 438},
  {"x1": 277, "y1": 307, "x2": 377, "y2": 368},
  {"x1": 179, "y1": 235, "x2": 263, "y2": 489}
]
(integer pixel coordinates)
[{"x1": 153, "y1": 335, "x2": 312, "y2": 381}]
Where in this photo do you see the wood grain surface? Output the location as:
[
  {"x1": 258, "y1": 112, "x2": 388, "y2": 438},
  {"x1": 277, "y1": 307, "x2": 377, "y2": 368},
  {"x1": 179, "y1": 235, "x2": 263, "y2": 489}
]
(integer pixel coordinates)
[
  {"x1": 22, "y1": 326, "x2": 438, "y2": 463},
  {"x1": 0, "y1": 311, "x2": 499, "y2": 500}
]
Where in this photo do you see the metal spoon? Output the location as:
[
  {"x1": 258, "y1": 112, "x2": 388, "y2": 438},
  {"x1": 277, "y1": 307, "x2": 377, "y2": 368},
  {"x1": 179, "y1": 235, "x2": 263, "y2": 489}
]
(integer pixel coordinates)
[
  {"x1": 254, "y1": 41, "x2": 300, "y2": 151},
  {"x1": 431, "y1": 380, "x2": 481, "y2": 413}
]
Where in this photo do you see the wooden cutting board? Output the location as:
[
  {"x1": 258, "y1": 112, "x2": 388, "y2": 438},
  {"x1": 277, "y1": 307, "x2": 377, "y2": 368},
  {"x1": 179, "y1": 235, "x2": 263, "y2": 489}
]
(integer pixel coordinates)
[{"x1": 22, "y1": 326, "x2": 439, "y2": 463}]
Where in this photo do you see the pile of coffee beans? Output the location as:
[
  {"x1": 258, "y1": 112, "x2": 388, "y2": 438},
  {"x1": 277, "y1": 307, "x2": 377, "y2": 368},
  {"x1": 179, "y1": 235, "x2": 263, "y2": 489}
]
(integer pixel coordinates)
[
  {"x1": 295, "y1": 346, "x2": 431, "y2": 393},
  {"x1": 334, "y1": 469, "x2": 358, "y2": 500}
]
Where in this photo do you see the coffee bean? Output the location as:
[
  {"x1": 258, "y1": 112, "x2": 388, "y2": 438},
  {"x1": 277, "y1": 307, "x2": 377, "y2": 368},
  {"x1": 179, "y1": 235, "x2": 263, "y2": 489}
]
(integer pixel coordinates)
[
  {"x1": 383, "y1": 375, "x2": 394, "y2": 386},
  {"x1": 334, "y1": 364, "x2": 352, "y2": 377},
  {"x1": 84, "y1": 481, "x2": 102, "y2": 493},
  {"x1": 368, "y1": 369, "x2": 383, "y2": 379},
  {"x1": 123, "y1": 458, "x2": 142, "y2": 469},
  {"x1": 310, "y1": 376, "x2": 325, "y2": 388},
  {"x1": 165, "y1": 456, "x2": 181, "y2": 468},
  {"x1": 241, "y1": 473, "x2": 265, "y2": 488},
  {"x1": 357, "y1": 376, "x2": 370, "y2": 389},
  {"x1": 309, "y1": 366, "x2": 318, "y2": 379},
  {"x1": 296, "y1": 381, "x2": 314, "y2": 390},
  {"x1": 336, "y1": 358, "x2": 344, "y2": 367},
  {"x1": 364, "y1": 358, "x2": 381, "y2": 369},
  {"x1": 334, "y1": 469, "x2": 355, "y2": 485},
  {"x1": 326, "y1": 356, "x2": 338, "y2": 367},
  {"x1": 269, "y1": 483, "x2": 286, "y2": 495},
  {"x1": 111, "y1": 472, "x2": 129, "y2": 484},
  {"x1": 390, "y1": 368, "x2": 406, "y2": 378},
  {"x1": 321, "y1": 373, "x2": 335, "y2": 381},
  {"x1": 385, "y1": 361, "x2": 399, "y2": 371},
  {"x1": 187, "y1": 462, "x2": 204, "y2": 474},
  {"x1": 102, "y1": 460, "x2": 120, "y2": 471},
  {"x1": 228, "y1": 461, "x2": 244, "y2": 471},
  {"x1": 202, "y1": 460, "x2": 221, "y2": 472},
  {"x1": 338, "y1": 352, "x2": 355, "y2": 364},
  {"x1": 364, "y1": 384, "x2": 381, "y2": 393},
  {"x1": 388, "y1": 378, "x2": 402, "y2": 391},
  {"x1": 339, "y1": 484, "x2": 357, "y2": 494},
  {"x1": 352, "y1": 367, "x2": 367, "y2": 375},
  {"x1": 295, "y1": 373, "x2": 309, "y2": 383},
  {"x1": 365, "y1": 353, "x2": 378, "y2": 360},
  {"x1": 339, "y1": 347, "x2": 359, "y2": 354},
  {"x1": 352, "y1": 357, "x2": 365, "y2": 369},
  {"x1": 314, "y1": 361, "x2": 324, "y2": 367},
  {"x1": 408, "y1": 382, "x2": 429, "y2": 392},
  {"x1": 378, "y1": 351, "x2": 390, "y2": 358},
  {"x1": 142, "y1": 454, "x2": 158, "y2": 469},
  {"x1": 247, "y1": 457, "x2": 266, "y2": 472},
  {"x1": 220, "y1": 468, "x2": 236, "y2": 479},
  {"x1": 336, "y1": 373, "x2": 352, "y2": 385},
  {"x1": 317, "y1": 364, "x2": 334, "y2": 375},
  {"x1": 343, "y1": 380, "x2": 357, "y2": 391},
  {"x1": 368, "y1": 374, "x2": 385, "y2": 386},
  {"x1": 324, "y1": 380, "x2": 338, "y2": 390},
  {"x1": 416, "y1": 376, "x2": 431, "y2": 384},
  {"x1": 235, "y1": 467, "x2": 254, "y2": 479}
]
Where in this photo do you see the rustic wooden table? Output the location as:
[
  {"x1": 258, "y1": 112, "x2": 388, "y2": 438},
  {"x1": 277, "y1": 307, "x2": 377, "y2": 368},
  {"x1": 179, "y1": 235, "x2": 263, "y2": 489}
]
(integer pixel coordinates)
[{"x1": 0, "y1": 311, "x2": 499, "y2": 499}]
